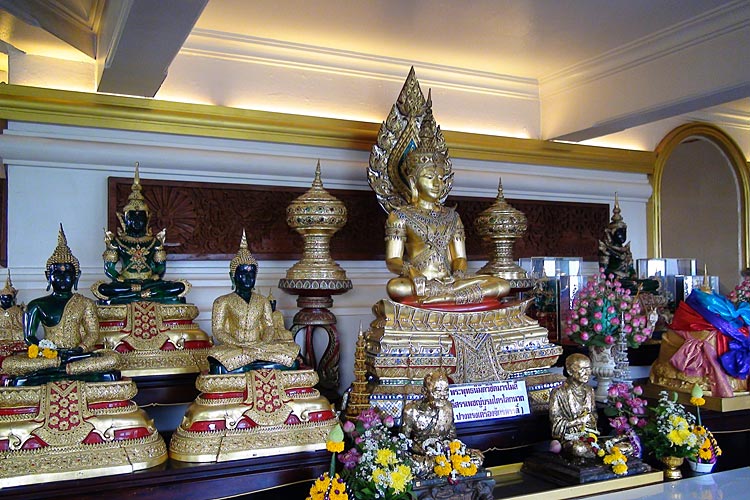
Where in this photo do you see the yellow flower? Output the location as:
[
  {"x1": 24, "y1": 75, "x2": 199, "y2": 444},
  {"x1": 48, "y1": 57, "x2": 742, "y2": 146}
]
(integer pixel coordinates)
[
  {"x1": 328, "y1": 474, "x2": 348, "y2": 500},
  {"x1": 457, "y1": 462, "x2": 477, "y2": 476},
  {"x1": 597, "y1": 449, "x2": 605, "y2": 457},
  {"x1": 690, "y1": 396, "x2": 706, "y2": 407},
  {"x1": 28, "y1": 344, "x2": 39, "y2": 359},
  {"x1": 434, "y1": 463, "x2": 452, "y2": 477},
  {"x1": 391, "y1": 464, "x2": 412, "y2": 493},
  {"x1": 375, "y1": 448, "x2": 396, "y2": 466},
  {"x1": 42, "y1": 348, "x2": 57, "y2": 359},
  {"x1": 371, "y1": 467, "x2": 386, "y2": 484},
  {"x1": 308, "y1": 473, "x2": 331, "y2": 499},
  {"x1": 326, "y1": 440, "x2": 344, "y2": 453},
  {"x1": 449, "y1": 440, "x2": 462, "y2": 454},
  {"x1": 612, "y1": 463, "x2": 628, "y2": 475},
  {"x1": 693, "y1": 425, "x2": 707, "y2": 436}
]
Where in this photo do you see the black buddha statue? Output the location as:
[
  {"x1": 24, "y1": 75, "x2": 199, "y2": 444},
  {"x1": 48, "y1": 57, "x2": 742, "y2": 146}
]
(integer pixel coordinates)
[{"x1": 95, "y1": 163, "x2": 187, "y2": 304}]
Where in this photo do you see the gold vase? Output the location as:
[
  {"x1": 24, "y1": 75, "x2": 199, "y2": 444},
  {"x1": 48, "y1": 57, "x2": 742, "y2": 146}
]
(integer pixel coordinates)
[{"x1": 661, "y1": 455, "x2": 684, "y2": 480}]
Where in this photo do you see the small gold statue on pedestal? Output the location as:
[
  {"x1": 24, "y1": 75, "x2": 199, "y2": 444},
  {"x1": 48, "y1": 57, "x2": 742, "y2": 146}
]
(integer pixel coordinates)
[
  {"x1": 169, "y1": 233, "x2": 337, "y2": 462},
  {"x1": 0, "y1": 271, "x2": 26, "y2": 375},
  {"x1": 0, "y1": 225, "x2": 167, "y2": 487},
  {"x1": 403, "y1": 371, "x2": 494, "y2": 499},
  {"x1": 92, "y1": 163, "x2": 212, "y2": 376}
]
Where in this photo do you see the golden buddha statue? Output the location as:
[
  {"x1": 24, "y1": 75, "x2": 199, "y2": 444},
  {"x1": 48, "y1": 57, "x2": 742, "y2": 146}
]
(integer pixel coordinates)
[
  {"x1": 380, "y1": 96, "x2": 509, "y2": 306},
  {"x1": 2, "y1": 225, "x2": 119, "y2": 383},
  {"x1": 357, "y1": 68, "x2": 562, "y2": 419},
  {"x1": 0, "y1": 271, "x2": 26, "y2": 372},
  {"x1": 549, "y1": 354, "x2": 598, "y2": 458},
  {"x1": 208, "y1": 230, "x2": 301, "y2": 373},
  {"x1": 92, "y1": 164, "x2": 211, "y2": 376},
  {"x1": 402, "y1": 371, "x2": 484, "y2": 478},
  {"x1": 0, "y1": 225, "x2": 167, "y2": 487},
  {"x1": 169, "y1": 233, "x2": 337, "y2": 463}
]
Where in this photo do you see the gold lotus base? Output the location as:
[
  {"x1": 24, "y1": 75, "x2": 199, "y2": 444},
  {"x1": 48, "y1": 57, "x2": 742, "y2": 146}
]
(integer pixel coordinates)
[
  {"x1": 97, "y1": 302, "x2": 212, "y2": 376},
  {"x1": 169, "y1": 370, "x2": 337, "y2": 463},
  {"x1": 110, "y1": 348, "x2": 211, "y2": 377},
  {"x1": 169, "y1": 421, "x2": 332, "y2": 463},
  {"x1": 0, "y1": 432, "x2": 167, "y2": 488},
  {"x1": 365, "y1": 299, "x2": 561, "y2": 387}
]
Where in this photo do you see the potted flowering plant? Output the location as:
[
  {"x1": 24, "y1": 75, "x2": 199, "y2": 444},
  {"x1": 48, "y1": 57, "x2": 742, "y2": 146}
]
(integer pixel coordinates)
[
  {"x1": 687, "y1": 385, "x2": 722, "y2": 474},
  {"x1": 307, "y1": 424, "x2": 349, "y2": 500},
  {"x1": 426, "y1": 438, "x2": 478, "y2": 483},
  {"x1": 603, "y1": 382, "x2": 647, "y2": 458},
  {"x1": 641, "y1": 391, "x2": 700, "y2": 480},
  {"x1": 338, "y1": 408, "x2": 414, "y2": 500},
  {"x1": 563, "y1": 270, "x2": 652, "y2": 401}
]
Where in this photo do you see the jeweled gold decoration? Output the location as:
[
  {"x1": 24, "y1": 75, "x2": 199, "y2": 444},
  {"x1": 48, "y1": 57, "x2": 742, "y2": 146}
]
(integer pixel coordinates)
[
  {"x1": 345, "y1": 327, "x2": 371, "y2": 419},
  {"x1": 229, "y1": 229, "x2": 258, "y2": 275},
  {"x1": 46, "y1": 224, "x2": 80, "y2": 274},
  {"x1": 475, "y1": 179, "x2": 534, "y2": 289},
  {"x1": 284, "y1": 160, "x2": 348, "y2": 281}
]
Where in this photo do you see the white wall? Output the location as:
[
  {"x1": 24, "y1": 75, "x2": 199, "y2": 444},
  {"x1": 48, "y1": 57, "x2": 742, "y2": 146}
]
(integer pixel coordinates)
[{"x1": 0, "y1": 121, "x2": 652, "y2": 393}]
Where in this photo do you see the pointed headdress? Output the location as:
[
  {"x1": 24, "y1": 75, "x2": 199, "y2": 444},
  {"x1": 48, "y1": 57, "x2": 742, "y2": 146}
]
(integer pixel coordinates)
[
  {"x1": 0, "y1": 270, "x2": 17, "y2": 296},
  {"x1": 123, "y1": 162, "x2": 150, "y2": 214},
  {"x1": 229, "y1": 229, "x2": 258, "y2": 275},
  {"x1": 46, "y1": 224, "x2": 80, "y2": 275}
]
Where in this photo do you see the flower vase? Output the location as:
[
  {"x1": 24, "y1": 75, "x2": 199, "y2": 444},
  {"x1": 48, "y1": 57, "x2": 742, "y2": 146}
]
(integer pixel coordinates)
[
  {"x1": 661, "y1": 456, "x2": 684, "y2": 480},
  {"x1": 589, "y1": 344, "x2": 616, "y2": 402},
  {"x1": 688, "y1": 459, "x2": 715, "y2": 474}
]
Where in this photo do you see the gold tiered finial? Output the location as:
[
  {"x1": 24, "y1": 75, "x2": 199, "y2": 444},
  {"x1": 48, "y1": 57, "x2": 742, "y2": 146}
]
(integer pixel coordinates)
[
  {"x1": 700, "y1": 264, "x2": 713, "y2": 293},
  {"x1": 0, "y1": 270, "x2": 17, "y2": 296},
  {"x1": 475, "y1": 177, "x2": 531, "y2": 286},
  {"x1": 609, "y1": 192, "x2": 626, "y2": 230},
  {"x1": 123, "y1": 162, "x2": 150, "y2": 214},
  {"x1": 46, "y1": 223, "x2": 80, "y2": 274},
  {"x1": 229, "y1": 229, "x2": 258, "y2": 275}
]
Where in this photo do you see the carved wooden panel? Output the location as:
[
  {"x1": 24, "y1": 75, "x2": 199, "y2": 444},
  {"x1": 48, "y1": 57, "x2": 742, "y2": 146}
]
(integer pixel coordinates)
[{"x1": 108, "y1": 178, "x2": 608, "y2": 262}]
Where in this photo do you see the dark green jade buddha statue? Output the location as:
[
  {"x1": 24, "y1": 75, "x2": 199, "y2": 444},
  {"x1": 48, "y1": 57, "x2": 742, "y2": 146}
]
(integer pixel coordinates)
[{"x1": 94, "y1": 163, "x2": 187, "y2": 305}]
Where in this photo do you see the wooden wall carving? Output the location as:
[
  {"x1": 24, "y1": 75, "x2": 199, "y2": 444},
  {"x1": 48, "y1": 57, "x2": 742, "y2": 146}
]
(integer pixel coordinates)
[{"x1": 108, "y1": 178, "x2": 608, "y2": 262}]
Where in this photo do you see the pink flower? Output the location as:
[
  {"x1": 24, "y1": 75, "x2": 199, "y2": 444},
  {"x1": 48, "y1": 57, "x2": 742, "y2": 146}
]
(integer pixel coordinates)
[
  {"x1": 596, "y1": 298, "x2": 604, "y2": 307},
  {"x1": 610, "y1": 317, "x2": 620, "y2": 326},
  {"x1": 580, "y1": 318, "x2": 589, "y2": 326},
  {"x1": 607, "y1": 306, "x2": 616, "y2": 314},
  {"x1": 593, "y1": 322, "x2": 603, "y2": 332},
  {"x1": 594, "y1": 311, "x2": 603, "y2": 320},
  {"x1": 604, "y1": 335, "x2": 614, "y2": 344},
  {"x1": 578, "y1": 307, "x2": 587, "y2": 316},
  {"x1": 615, "y1": 401, "x2": 623, "y2": 409},
  {"x1": 550, "y1": 440, "x2": 562, "y2": 454},
  {"x1": 343, "y1": 420, "x2": 355, "y2": 433},
  {"x1": 580, "y1": 332, "x2": 589, "y2": 341},
  {"x1": 383, "y1": 415, "x2": 395, "y2": 428},
  {"x1": 633, "y1": 386, "x2": 643, "y2": 396}
]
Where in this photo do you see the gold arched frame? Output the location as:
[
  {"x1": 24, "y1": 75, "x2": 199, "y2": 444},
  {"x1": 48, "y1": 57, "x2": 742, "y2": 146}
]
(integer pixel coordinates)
[{"x1": 649, "y1": 123, "x2": 750, "y2": 268}]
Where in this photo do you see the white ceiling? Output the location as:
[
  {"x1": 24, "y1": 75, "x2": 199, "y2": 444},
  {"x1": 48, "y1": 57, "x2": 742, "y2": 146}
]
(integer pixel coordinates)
[{"x1": 0, "y1": 0, "x2": 748, "y2": 156}]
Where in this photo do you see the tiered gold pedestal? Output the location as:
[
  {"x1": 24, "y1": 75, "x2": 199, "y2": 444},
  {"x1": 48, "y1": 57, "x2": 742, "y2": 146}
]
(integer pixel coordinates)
[
  {"x1": 97, "y1": 302, "x2": 212, "y2": 376},
  {"x1": 169, "y1": 369, "x2": 338, "y2": 462},
  {"x1": 0, "y1": 379, "x2": 167, "y2": 487},
  {"x1": 361, "y1": 298, "x2": 563, "y2": 418}
]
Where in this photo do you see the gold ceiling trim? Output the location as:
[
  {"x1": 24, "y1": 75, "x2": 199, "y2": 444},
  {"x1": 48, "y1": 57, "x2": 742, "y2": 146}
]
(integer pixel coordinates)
[{"x1": 0, "y1": 84, "x2": 654, "y2": 173}]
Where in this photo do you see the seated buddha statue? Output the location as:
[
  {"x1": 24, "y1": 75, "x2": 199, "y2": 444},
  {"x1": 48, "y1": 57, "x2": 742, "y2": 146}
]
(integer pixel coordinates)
[
  {"x1": 402, "y1": 371, "x2": 484, "y2": 478},
  {"x1": 598, "y1": 195, "x2": 658, "y2": 293},
  {"x1": 0, "y1": 226, "x2": 168, "y2": 485},
  {"x1": 208, "y1": 230, "x2": 301, "y2": 374},
  {"x1": 2, "y1": 225, "x2": 120, "y2": 385},
  {"x1": 0, "y1": 271, "x2": 25, "y2": 363},
  {"x1": 95, "y1": 163, "x2": 186, "y2": 305},
  {"x1": 169, "y1": 233, "x2": 337, "y2": 463},
  {"x1": 383, "y1": 103, "x2": 509, "y2": 306}
]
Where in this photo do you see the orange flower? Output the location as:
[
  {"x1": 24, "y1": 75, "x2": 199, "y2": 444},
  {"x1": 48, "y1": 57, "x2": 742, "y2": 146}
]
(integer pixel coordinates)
[{"x1": 27, "y1": 344, "x2": 39, "y2": 359}]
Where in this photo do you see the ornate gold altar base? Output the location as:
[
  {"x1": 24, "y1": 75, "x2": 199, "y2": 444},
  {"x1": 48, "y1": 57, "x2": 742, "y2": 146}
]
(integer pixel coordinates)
[
  {"x1": 359, "y1": 298, "x2": 563, "y2": 418},
  {"x1": 169, "y1": 369, "x2": 337, "y2": 463},
  {"x1": 643, "y1": 382, "x2": 750, "y2": 412},
  {"x1": 0, "y1": 379, "x2": 168, "y2": 487},
  {"x1": 97, "y1": 302, "x2": 212, "y2": 376}
]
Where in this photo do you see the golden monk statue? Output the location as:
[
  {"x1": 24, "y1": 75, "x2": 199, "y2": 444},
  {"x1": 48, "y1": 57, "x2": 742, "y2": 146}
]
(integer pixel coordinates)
[
  {"x1": 549, "y1": 354, "x2": 598, "y2": 458},
  {"x1": 208, "y1": 231, "x2": 300, "y2": 373},
  {"x1": 2, "y1": 225, "x2": 119, "y2": 384},
  {"x1": 379, "y1": 98, "x2": 509, "y2": 305},
  {"x1": 402, "y1": 371, "x2": 483, "y2": 478}
]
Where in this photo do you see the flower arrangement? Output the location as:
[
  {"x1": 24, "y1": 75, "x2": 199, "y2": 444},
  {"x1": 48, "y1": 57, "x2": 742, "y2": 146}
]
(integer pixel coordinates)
[
  {"x1": 563, "y1": 270, "x2": 652, "y2": 348},
  {"x1": 689, "y1": 385, "x2": 722, "y2": 465},
  {"x1": 641, "y1": 391, "x2": 699, "y2": 460},
  {"x1": 728, "y1": 276, "x2": 750, "y2": 306},
  {"x1": 603, "y1": 382, "x2": 646, "y2": 459},
  {"x1": 307, "y1": 424, "x2": 349, "y2": 500},
  {"x1": 602, "y1": 445, "x2": 628, "y2": 475},
  {"x1": 427, "y1": 439, "x2": 477, "y2": 482},
  {"x1": 27, "y1": 339, "x2": 57, "y2": 359},
  {"x1": 339, "y1": 408, "x2": 414, "y2": 500}
]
